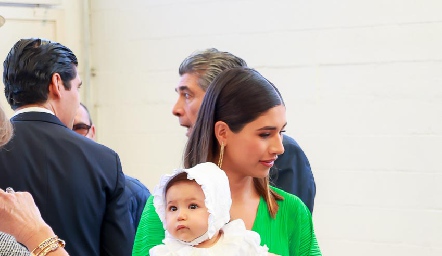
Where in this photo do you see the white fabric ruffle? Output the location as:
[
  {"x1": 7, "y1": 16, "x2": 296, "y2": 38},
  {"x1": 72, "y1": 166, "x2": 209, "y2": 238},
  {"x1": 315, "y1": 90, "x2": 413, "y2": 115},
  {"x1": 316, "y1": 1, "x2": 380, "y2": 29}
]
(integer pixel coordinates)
[
  {"x1": 153, "y1": 162, "x2": 232, "y2": 241},
  {"x1": 150, "y1": 219, "x2": 269, "y2": 256}
]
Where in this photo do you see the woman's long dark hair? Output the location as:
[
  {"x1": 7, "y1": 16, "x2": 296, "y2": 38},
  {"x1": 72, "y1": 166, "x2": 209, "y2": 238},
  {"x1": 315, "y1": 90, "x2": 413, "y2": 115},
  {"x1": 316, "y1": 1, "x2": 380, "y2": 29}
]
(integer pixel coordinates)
[{"x1": 184, "y1": 67, "x2": 284, "y2": 217}]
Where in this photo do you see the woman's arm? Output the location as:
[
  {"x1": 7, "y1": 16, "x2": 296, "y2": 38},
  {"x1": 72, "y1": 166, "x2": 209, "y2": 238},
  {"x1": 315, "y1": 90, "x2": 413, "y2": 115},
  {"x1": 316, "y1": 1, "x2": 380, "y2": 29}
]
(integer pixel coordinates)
[
  {"x1": 288, "y1": 196, "x2": 321, "y2": 256},
  {"x1": 132, "y1": 196, "x2": 165, "y2": 256},
  {"x1": 0, "y1": 188, "x2": 69, "y2": 256}
]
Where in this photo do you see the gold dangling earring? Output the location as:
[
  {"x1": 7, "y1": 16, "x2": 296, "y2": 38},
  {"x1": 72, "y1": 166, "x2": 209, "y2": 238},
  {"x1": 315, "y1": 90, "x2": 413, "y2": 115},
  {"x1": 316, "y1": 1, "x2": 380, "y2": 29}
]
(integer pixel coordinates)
[{"x1": 218, "y1": 142, "x2": 224, "y2": 168}]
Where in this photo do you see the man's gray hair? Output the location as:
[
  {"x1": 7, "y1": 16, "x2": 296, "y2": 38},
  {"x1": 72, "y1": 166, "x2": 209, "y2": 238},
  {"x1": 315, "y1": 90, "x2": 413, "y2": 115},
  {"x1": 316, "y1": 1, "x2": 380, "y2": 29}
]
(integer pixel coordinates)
[{"x1": 178, "y1": 48, "x2": 248, "y2": 91}]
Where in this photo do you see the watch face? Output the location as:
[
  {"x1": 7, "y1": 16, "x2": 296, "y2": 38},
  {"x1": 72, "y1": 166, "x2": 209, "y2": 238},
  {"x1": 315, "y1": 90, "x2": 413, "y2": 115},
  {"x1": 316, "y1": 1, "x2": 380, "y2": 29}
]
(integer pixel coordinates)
[{"x1": 0, "y1": 15, "x2": 4, "y2": 27}]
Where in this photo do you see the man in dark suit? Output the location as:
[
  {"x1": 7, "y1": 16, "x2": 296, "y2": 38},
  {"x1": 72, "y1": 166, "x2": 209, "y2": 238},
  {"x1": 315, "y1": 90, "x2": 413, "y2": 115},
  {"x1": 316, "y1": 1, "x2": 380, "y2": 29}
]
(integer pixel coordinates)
[
  {"x1": 73, "y1": 103, "x2": 151, "y2": 233},
  {"x1": 171, "y1": 48, "x2": 316, "y2": 212},
  {"x1": 0, "y1": 38, "x2": 132, "y2": 255}
]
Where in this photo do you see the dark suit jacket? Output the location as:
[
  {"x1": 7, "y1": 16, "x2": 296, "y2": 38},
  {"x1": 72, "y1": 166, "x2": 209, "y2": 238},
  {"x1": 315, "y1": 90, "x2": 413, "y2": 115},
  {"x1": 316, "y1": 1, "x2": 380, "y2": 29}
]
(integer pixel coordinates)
[
  {"x1": 0, "y1": 112, "x2": 132, "y2": 256},
  {"x1": 270, "y1": 134, "x2": 316, "y2": 213},
  {"x1": 124, "y1": 175, "x2": 150, "y2": 243}
]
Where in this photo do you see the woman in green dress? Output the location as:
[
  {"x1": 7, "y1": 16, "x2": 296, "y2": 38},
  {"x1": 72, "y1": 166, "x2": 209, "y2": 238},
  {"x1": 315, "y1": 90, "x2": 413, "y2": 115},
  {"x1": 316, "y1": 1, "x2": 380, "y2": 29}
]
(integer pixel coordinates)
[{"x1": 133, "y1": 67, "x2": 321, "y2": 256}]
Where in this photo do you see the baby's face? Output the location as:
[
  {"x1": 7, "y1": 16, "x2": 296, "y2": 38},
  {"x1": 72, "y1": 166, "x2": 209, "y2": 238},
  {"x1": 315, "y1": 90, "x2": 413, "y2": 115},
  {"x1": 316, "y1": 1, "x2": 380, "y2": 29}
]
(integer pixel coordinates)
[{"x1": 165, "y1": 180, "x2": 209, "y2": 242}]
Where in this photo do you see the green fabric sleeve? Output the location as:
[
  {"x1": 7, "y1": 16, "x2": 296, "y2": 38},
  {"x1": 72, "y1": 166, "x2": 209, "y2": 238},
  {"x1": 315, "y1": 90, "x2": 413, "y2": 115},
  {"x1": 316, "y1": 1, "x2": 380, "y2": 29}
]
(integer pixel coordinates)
[
  {"x1": 132, "y1": 196, "x2": 165, "y2": 256},
  {"x1": 289, "y1": 193, "x2": 321, "y2": 256},
  {"x1": 253, "y1": 187, "x2": 321, "y2": 256},
  {"x1": 278, "y1": 187, "x2": 321, "y2": 256}
]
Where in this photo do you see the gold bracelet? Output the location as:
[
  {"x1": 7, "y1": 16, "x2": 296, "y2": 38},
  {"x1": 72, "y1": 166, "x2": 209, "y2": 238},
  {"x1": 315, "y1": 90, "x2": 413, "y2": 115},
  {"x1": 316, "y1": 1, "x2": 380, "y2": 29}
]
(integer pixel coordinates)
[
  {"x1": 31, "y1": 236, "x2": 66, "y2": 256},
  {"x1": 37, "y1": 238, "x2": 66, "y2": 256},
  {"x1": 31, "y1": 236, "x2": 58, "y2": 255}
]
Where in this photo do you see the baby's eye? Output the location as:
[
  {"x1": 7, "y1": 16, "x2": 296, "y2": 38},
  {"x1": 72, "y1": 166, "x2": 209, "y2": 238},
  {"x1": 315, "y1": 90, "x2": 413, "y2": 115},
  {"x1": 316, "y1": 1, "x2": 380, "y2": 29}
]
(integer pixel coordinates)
[
  {"x1": 168, "y1": 206, "x2": 177, "y2": 211},
  {"x1": 189, "y1": 204, "x2": 198, "y2": 210}
]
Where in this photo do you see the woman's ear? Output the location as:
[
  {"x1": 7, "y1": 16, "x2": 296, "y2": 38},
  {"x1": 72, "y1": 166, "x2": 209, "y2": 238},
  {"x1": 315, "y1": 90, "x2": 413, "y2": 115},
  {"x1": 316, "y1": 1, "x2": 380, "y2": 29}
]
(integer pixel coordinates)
[{"x1": 214, "y1": 121, "x2": 229, "y2": 145}]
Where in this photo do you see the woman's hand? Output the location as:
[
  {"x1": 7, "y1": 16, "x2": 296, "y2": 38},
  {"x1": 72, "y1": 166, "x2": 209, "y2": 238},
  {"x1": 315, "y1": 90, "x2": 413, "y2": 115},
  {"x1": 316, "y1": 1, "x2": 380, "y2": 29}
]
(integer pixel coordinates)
[
  {"x1": 0, "y1": 188, "x2": 49, "y2": 245},
  {"x1": 0, "y1": 188, "x2": 68, "y2": 255}
]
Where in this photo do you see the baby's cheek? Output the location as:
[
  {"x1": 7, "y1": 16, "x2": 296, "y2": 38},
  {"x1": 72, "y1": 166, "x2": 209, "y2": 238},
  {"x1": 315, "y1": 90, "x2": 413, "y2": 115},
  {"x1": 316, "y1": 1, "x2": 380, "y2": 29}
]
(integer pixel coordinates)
[{"x1": 165, "y1": 214, "x2": 173, "y2": 227}]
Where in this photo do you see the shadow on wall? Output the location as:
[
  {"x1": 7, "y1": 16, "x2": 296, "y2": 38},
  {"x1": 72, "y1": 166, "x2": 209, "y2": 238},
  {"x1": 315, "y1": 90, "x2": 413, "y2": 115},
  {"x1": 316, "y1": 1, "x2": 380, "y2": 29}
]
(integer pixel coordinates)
[{"x1": 0, "y1": 15, "x2": 5, "y2": 27}]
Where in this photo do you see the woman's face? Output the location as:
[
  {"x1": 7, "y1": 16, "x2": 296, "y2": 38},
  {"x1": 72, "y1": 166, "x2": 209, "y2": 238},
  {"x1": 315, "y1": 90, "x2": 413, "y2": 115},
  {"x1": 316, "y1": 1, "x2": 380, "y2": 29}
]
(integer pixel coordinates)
[{"x1": 222, "y1": 105, "x2": 286, "y2": 179}]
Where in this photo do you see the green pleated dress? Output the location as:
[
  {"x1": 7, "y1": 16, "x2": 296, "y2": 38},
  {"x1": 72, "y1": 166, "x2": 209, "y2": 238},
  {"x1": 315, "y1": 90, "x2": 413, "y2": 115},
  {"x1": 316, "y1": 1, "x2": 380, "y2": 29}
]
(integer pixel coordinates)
[{"x1": 132, "y1": 186, "x2": 321, "y2": 256}]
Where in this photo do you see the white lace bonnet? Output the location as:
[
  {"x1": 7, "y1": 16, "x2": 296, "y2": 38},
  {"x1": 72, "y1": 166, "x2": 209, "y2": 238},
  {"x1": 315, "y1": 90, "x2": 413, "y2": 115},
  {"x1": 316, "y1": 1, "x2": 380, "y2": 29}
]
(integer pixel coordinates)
[{"x1": 153, "y1": 162, "x2": 232, "y2": 241}]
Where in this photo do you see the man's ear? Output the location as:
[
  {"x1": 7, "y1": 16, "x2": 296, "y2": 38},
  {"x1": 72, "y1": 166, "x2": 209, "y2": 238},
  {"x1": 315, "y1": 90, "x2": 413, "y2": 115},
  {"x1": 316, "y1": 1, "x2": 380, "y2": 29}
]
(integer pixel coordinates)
[
  {"x1": 214, "y1": 121, "x2": 229, "y2": 146},
  {"x1": 48, "y1": 73, "x2": 62, "y2": 99},
  {"x1": 90, "y1": 124, "x2": 96, "y2": 141}
]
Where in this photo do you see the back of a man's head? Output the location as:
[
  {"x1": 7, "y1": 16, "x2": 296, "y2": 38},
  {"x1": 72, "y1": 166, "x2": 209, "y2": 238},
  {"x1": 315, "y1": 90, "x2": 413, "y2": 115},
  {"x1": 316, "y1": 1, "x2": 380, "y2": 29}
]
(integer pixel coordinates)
[
  {"x1": 178, "y1": 48, "x2": 247, "y2": 91},
  {"x1": 3, "y1": 38, "x2": 78, "y2": 110},
  {"x1": 79, "y1": 103, "x2": 93, "y2": 125},
  {"x1": 73, "y1": 103, "x2": 96, "y2": 140}
]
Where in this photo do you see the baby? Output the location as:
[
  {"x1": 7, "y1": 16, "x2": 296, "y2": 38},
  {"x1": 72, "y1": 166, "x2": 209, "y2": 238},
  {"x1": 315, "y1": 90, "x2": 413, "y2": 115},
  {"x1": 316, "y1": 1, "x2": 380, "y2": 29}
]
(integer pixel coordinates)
[{"x1": 150, "y1": 162, "x2": 275, "y2": 256}]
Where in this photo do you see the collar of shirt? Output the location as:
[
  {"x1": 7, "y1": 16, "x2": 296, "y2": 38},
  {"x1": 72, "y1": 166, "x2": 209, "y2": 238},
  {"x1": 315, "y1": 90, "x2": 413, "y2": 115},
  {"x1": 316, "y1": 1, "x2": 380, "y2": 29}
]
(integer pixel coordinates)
[{"x1": 12, "y1": 107, "x2": 55, "y2": 117}]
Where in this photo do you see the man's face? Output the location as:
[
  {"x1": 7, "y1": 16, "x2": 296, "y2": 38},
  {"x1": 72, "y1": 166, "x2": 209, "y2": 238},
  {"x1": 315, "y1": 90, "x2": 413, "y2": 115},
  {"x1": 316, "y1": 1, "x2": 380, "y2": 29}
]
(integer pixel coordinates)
[
  {"x1": 172, "y1": 73, "x2": 206, "y2": 137},
  {"x1": 58, "y1": 68, "x2": 81, "y2": 129},
  {"x1": 73, "y1": 105, "x2": 95, "y2": 140}
]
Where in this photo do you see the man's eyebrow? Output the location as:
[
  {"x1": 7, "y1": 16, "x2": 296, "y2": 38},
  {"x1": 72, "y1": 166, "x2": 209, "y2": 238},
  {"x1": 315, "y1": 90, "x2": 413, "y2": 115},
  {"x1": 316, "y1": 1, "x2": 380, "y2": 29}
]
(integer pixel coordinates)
[{"x1": 175, "y1": 85, "x2": 189, "y2": 93}]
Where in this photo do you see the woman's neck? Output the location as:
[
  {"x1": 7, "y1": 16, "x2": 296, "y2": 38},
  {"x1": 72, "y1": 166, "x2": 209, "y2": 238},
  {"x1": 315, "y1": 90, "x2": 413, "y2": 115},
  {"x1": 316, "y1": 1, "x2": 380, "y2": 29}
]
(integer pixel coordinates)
[
  {"x1": 220, "y1": 162, "x2": 260, "y2": 201},
  {"x1": 224, "y1": 171, "x2": 260, "y2": 230},
  {"x1": 226, "y1": 174, "x2": 257, "y2": 200}
]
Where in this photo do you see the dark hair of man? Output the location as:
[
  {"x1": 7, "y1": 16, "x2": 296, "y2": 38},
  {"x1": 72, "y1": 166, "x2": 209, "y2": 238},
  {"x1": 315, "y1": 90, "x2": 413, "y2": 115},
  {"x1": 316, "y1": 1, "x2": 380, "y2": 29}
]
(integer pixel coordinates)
[
  {"x1": 184, "y1": 67, "x2": 285, "y2": 217},
  {"x1": 3, "y1": 38, "x2": 78, "y2": 110},
  {"x1": 178, "y1": 48, "x2": 248, "y2": 91}
]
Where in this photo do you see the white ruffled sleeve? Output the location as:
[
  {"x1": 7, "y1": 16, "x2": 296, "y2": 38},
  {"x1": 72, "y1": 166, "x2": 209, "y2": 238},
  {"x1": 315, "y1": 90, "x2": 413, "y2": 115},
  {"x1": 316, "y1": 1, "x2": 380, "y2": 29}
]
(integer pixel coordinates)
[{"x1": 212, "y1": 219, "x2": 270, "y2": 256}]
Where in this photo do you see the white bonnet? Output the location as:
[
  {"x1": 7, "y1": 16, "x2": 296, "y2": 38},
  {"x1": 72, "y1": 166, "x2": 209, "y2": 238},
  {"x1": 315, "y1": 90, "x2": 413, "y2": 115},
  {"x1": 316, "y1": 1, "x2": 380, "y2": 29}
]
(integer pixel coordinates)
[{"x1": 153, "y1": 162, "x2": 232, "y2": 239}]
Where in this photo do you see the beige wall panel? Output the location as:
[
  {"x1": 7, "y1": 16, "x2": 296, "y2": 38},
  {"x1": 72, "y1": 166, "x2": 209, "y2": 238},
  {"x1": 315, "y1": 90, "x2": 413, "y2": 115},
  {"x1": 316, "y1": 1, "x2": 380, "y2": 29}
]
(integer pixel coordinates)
[{"x1": 0, "y1": 6, "x2": 64, "y2": 117}]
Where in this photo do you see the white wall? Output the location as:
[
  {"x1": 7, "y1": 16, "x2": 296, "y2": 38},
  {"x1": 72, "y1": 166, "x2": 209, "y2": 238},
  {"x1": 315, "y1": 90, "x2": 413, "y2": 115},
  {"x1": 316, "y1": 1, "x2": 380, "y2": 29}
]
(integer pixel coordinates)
[{"x1": 92, "y1": 0, "x2": 442, "y2": 255}]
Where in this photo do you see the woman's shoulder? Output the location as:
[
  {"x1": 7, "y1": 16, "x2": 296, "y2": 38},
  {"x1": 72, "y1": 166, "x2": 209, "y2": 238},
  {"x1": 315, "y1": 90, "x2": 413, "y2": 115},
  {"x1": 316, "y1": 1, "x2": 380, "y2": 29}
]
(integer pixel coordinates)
[
  {"x1": 271, "y1": 186, "x2": 305, "y2": 204},
  {"x1": 270, "y1": 186, "x2": 311, "y2": 216}
]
